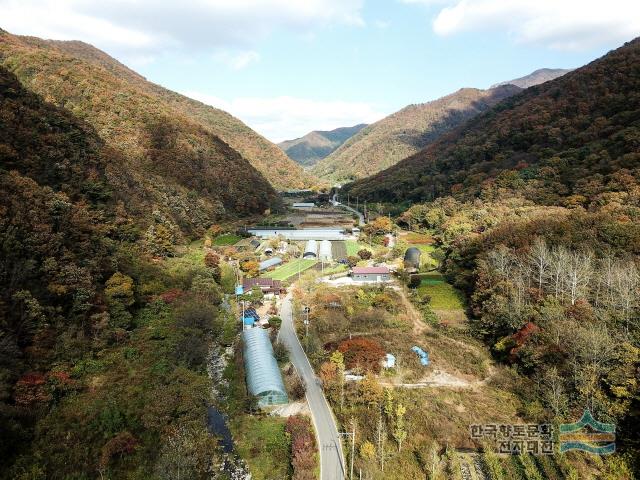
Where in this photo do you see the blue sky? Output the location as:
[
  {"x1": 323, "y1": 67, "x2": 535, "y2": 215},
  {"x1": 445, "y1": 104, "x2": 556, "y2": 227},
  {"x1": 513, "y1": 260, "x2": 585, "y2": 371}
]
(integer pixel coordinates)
[{"x1": 2, "y1": 0, "x2": 639, "y2": 141}]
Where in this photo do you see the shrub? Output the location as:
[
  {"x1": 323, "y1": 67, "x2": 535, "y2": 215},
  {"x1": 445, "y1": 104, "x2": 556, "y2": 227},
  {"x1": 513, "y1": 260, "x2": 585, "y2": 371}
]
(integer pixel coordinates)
[
  {"x1": 337, "y1": 337, "x2": 385, "y2": 373},
  {"x1": 357, "y1": 249, "x2": 372, "y2": 260}
]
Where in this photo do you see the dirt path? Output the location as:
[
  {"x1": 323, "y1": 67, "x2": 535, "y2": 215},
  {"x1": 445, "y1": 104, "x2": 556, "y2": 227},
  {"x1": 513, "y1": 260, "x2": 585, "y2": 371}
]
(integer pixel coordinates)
[{"x1": 396, "y1": 286, "x2": 429, "y2": 335}]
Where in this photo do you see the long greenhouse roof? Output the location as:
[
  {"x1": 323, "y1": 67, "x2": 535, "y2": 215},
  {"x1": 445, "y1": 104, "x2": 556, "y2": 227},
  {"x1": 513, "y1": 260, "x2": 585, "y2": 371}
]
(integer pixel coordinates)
[{"x1": 242, "y1": 328, "x2": 287, "y2": 398}]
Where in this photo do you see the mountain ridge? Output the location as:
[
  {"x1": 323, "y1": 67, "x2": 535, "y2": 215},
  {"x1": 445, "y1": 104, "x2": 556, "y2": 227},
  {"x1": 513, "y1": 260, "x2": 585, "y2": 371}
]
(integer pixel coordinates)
[
  {"x1": 343, "y1": 38, "x2": 640, "y2": 208},
  {"x1": 312, "y1": 85, "x2": 522, "y2": 182},
  {"x1": 491, "y1": 67, "x2": 572, "y2": 89},
  {"x1": 0, "y1": 30, "x2": 279, "y2": 234},
  {"x1": 279, "y1": 123, "x2": 367, "y2": 167},
  {"x1": 6, "y1": 34, "x2": 312, "y2": 190}
]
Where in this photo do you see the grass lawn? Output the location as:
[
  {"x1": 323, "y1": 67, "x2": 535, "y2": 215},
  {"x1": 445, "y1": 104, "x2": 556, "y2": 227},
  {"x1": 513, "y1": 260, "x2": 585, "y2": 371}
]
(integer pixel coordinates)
[
  {"x1": 212, "y1": 233, "x2": 242, "y2": 246},
  {"x1": 320, "y1": 263, "x2": 348, "y2": 276},
  {"x1": 346, "y1": 240, "x2": 375, "y2": 256},
  {"x1": 231, "y1": 415, "x2": 290, "y2": 480},
  {"x1": 263, "y1": 258, "x2": 317, "y2": 281},
  {"x1": 417, "y1": 273, "x2": 465, "y2": 310}
]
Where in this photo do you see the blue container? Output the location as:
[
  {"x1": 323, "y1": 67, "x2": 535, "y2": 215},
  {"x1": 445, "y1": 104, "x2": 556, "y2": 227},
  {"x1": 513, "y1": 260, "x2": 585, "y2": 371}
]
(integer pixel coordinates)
[{"x1": 411, "y1": 346, "x2": 430, "y2": 366}]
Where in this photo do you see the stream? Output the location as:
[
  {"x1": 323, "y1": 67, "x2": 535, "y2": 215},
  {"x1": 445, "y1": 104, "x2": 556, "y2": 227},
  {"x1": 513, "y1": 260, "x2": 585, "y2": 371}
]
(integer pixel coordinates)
[{"x1": 207, "y1": 343, "x2": 252, "y2": 480}]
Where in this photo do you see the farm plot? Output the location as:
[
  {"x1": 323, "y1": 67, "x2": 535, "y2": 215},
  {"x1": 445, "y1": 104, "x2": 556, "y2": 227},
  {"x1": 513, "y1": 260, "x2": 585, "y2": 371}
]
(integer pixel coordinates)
[
  {"x1": 262, "y1": 259, "x2": 317, "y2": 281},
  {"x1": 331, "y1": 241, "x2": 347, "y2": 261}
]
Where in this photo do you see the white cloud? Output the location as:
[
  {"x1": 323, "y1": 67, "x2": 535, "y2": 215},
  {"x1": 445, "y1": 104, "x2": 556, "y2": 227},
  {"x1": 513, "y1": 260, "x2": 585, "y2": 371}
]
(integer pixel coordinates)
[
  {"x1": 184, "y1": 92, "x2": 386, "y2": 143},
  {"x1": 0, "y1": 0, "x2": 364, "y2": 58},
  {"x1": 214, "y1": 50, "x2": 261, "y2": 70},
  {"x1": 403, "y1": 0, "x2": 640, "y2": 50}
]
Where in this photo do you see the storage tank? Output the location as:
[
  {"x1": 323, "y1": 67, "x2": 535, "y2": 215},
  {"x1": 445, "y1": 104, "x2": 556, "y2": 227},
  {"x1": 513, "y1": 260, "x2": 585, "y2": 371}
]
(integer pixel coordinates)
[
  {"x1": 303, "y1": 240, "x2": 317, "y2": 258},
  {"x1": 318, "y1": 240, "x2": 332, "y2": 262}
]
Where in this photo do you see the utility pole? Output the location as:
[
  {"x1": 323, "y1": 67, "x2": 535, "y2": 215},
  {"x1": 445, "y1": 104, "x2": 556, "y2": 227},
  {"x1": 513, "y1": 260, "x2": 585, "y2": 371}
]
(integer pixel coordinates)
[
  {"x1": 303, "y1": 306, "x2": 310, "y2": 337},
  {"x1": 339, "y1": 423, "x2": 356, "y2": 480}
]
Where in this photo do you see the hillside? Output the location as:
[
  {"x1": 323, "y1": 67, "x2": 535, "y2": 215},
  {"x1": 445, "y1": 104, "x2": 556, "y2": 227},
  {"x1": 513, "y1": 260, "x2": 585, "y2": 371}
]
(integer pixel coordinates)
[
  {"x1": 278, "y1": 123, "x2": 367, "y2": 167},
  {"x1": 344, "y1": 38, "x2": 640, "y2": 206},
  {"x1": 0, "y1": 31, "x2": 281, "y2": 237},
  {"x1": 312, "y1": 85, "x2": 521, "y2": 181},
  {"x1": 491, "y1": 67, "x2": 572, "y2": 89},
  {"x1": 0, "y1": 64, "x2": 241, "y2": 477},
  {"x1": 0, "y1": 31, "x2": 310, "y2": 190}
]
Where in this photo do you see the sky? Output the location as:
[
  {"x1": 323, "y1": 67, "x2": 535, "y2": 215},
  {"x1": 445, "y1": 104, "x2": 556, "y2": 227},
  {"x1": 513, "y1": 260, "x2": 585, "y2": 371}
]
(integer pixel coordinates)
[{"x1": 2, "y1": 0, "x2": 639, "y2": 142}]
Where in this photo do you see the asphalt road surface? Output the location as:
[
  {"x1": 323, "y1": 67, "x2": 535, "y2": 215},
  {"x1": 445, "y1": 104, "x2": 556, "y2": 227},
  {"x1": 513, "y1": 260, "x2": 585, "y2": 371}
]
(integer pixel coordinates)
[
  {"x1": 279, "y1": 292, "x2": 346, "y2": 480},
  {"x1": 331, "y1": 192, "x2": 365, "y2": 226}
]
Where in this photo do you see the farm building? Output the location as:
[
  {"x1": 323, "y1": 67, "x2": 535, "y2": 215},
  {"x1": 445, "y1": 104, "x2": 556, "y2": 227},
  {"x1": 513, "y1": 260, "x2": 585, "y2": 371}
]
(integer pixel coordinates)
[
  {"x1": 242, "y1": 307, "x2": 260, "y2": 327},
  {"x1": 303, "y1": 240, "x2": 318, "y2": 258},
  {"x1": 243, "y1": 278, "x2": 284, "y2": 296},
  {"x1": 318, "y1": 240, "x2": 332, "y2": 262},
  {"x1": 235, "y1": 237, "x2": 261, "y2": 251},
  {"x1": 242, "y1": 328, "x2": 288, "y2": 407},
  {"x1": 351, "y1": 266, "x2": 391, "y2": 282},
  {"x1": 248, "y1": 228, "x2": 348, "y2": 241},
  {"x1": 259, "y1": 257, "x2": 283, "y2": 271},
  {"x1": 292, "y1": 202, "x2": 316, "y2": 210},
  {"x1": 404, "y1": 247, "x2": 421, "y2": 272}
]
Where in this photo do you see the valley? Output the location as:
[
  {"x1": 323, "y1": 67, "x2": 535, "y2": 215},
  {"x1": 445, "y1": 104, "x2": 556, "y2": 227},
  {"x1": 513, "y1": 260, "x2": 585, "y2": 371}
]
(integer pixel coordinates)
[{"x1": 1, "y1": 18, "x2": 639, "y2": 480}]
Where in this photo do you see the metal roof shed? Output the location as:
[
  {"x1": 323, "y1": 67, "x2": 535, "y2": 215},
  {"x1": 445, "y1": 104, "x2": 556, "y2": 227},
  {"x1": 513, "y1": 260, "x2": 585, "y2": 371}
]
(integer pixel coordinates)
[
  {"x1": 259, "y1": 257, "x2": 283, "y2": 271},
  {"x1": 242, "y1": 328, "x2": 288, "y2": 407}
]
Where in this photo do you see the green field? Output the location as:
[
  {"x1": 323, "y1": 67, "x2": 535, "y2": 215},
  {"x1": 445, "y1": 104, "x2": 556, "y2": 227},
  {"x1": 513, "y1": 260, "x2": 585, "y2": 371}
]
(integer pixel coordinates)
[
  {"x1": 212, "y1": 233, "x2": 242, "y2": 246},
  {"x1": 231, "y1": 416, "x2": 290, "y2": 480},
  {"x1": 262, "y1": 258, "x2": 317, "y2": 281},
  {"x1": 346, "y1": 240, "x2": 374, "y2": 256},
  {"x1": 417, "y1": 273, "x2": 465, "y2": 310}
]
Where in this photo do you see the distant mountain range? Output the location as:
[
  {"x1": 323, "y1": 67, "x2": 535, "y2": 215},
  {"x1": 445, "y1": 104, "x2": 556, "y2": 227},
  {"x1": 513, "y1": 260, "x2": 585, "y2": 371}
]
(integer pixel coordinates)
[
  {"x1": 491, "y1": 67, "x2": 572, "y2": 89},
  {"x1": 343, "y1": 39, "x2": 640, "y2": 208},
  {"x1": 0, "y1": 32, "x2": 310, "y2": 191},
  {"x1": 307, "y1": 67, "x2": 571, "y2": 183},
  {"x1": 278, "y1": 124, "x2": 367, "y2": 167},
  {"x1": 311, "y1": 85, "x2": 521, "y2": 182}
]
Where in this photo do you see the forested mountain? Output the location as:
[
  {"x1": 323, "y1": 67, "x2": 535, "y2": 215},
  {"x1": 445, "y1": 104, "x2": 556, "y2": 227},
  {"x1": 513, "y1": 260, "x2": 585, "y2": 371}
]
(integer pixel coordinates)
[
  {"x1": 390, "y1": 39, "x2": 640, "y2": 465},
  {"x1": 0, "y1": 62, "x2": 241, "y2": 477},
  {"x1": 312, "y1": 85, "x2": 521, "y2": 181},
  {"x1": 0, "y1": 31, "x2": 311, "y2": 190},
  {"x1": 344, "y1": 38, "x2": 640, "y2": 206},
  {"x1": 491, "y1": 67, "x2": 572, "y2": 89},
  {"x1": 279, "y1": 123, "x2": 367, "y2": 167}
]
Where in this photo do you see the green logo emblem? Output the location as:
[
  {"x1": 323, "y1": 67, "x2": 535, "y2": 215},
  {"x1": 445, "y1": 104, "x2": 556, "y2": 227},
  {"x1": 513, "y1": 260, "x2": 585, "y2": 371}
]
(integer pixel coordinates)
[{"x1": 559, "y1": 410, "x2": 615, "y2": 455}]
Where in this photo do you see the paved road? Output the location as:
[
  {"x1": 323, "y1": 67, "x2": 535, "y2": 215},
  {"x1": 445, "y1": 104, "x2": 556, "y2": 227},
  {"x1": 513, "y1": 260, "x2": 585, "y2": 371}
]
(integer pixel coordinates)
[
  {"x1": 331, "y1": 191, "x2": 365, "y2": 227},
  {"x1": 279, "y1": 292, "x2": 345, "y2": 480}
]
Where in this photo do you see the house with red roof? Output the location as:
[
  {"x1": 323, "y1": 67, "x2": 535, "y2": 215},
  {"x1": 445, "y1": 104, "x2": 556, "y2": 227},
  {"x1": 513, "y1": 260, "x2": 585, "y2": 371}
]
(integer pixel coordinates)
[{"x1": 351, "y1": 266, "x2": 391, "y2": 282}]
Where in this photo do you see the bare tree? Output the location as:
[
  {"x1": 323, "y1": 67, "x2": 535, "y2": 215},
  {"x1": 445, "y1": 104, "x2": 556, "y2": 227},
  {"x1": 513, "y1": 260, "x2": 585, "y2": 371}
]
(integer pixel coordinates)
[
  {"x1": 549, "y1": 246, "x2": 570, "y2": 301},
  {"x1": 487, "y1": 244, "x2": 516, "y2": 277},
  {"x1": 564, "y1": 250, "x2": 593, "y2": 305},
  {"x1": 528, "y1": 237, "x2": 551, "y2": 293},
  {"x1": 611, "y1": 259, "x2": 639, "y2": 334}
]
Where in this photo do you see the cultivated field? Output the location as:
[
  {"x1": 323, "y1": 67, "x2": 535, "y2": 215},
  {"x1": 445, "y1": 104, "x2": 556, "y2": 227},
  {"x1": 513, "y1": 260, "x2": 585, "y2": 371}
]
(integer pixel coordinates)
[{"x1": 262, "y1": 258, "x2": 317, "y2": 281}]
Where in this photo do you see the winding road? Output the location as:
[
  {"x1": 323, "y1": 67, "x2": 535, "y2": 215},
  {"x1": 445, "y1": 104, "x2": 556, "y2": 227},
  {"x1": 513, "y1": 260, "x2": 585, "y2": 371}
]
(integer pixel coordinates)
[{"x1": 279, "y1": 292, "x2": 345, "y2": 480}]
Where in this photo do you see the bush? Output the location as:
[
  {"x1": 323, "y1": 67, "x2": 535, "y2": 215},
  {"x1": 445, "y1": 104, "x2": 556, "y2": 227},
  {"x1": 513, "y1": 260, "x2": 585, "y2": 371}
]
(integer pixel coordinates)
[
  {"x1": 408, "y1": 275, "x2": 421, "y2": 289},
  {"x1": 357, "y1": 249, "x2": 372, "y2": 260},
  {"x1": 286, "y1": 415, "x2": 317, "y2": 480},
  {"x1": 337, "y1": 337, "x2": 385, "y2": 373}
]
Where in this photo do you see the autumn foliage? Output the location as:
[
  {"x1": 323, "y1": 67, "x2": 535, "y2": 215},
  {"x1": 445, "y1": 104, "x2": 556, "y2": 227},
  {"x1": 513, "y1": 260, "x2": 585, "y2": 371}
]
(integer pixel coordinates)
[
  {"x1": 337, "y1": 337, "x2": 385, "y2": 373},
  {"x1": 285, "y1": 415, "x2": 317, "y2": 480}
]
